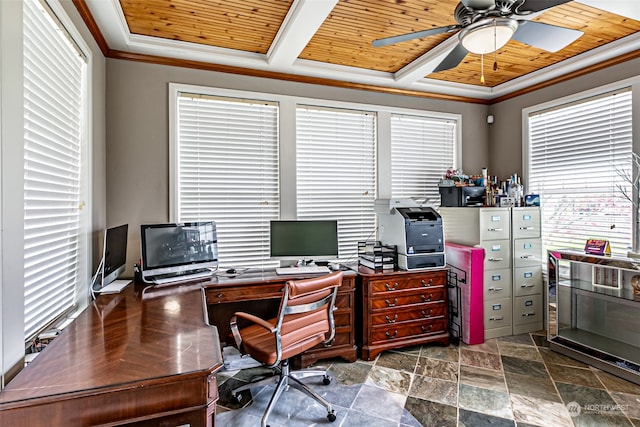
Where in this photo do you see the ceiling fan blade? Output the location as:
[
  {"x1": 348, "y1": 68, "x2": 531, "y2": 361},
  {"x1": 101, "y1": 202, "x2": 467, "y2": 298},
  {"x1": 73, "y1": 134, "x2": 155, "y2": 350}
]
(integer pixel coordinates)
[
  {"x1": 372, "y1": 25, "x2": 460, "y2": 47},
  {"x1": 515, "y1": 0, "x2": 573, "y2": 14},
  {"x1": 512, "y1": 21, "x2": 583, "y2": 52},
  {"x1": 433, "y1": 43, "x2": 469, "y2": 72},
  {"x1": 460, "y1": 0, "x2": 496, "y2": 10}
]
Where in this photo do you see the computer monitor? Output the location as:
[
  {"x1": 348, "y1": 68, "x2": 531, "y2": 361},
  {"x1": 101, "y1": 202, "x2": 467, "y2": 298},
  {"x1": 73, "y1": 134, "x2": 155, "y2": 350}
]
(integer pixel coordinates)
[
  {"x1": 101, "y1": 224, "x2": 128, "y2": 288},
  {"x1": 140, "y1": 221, "x2": 218, "y2": 283},
  {"x1": 269, "y1": 220, "x2": 339, "y2": 262}
]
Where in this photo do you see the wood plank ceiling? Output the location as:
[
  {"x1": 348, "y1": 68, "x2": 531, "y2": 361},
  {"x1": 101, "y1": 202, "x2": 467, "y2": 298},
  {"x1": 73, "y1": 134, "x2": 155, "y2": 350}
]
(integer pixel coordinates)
[{"x1": 92, "y1": 0, "x2": 640, "y2": 99}]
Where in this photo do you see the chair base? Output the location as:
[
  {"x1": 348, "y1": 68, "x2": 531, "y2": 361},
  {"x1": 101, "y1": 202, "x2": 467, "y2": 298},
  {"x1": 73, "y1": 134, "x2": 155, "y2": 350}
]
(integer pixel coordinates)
[{"x1": 231, "y1": 359, "x2": 336, "y2": 427}]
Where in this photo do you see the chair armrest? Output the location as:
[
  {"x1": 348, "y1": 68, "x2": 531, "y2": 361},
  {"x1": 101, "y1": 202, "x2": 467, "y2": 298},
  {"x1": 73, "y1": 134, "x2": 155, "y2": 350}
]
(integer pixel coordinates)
[{"x1": 230, "y1": 312, "x2": 276, "y2": 350}]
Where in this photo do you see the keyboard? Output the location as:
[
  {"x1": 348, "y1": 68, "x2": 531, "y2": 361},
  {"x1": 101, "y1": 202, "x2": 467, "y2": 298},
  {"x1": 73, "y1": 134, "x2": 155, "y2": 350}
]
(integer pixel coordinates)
[
  {"x1": 276, "y1": 266, "x2": 331, "y2": 275},
  {"x1": 151, "y1": 269, "x2": 213, "y2": 285}
]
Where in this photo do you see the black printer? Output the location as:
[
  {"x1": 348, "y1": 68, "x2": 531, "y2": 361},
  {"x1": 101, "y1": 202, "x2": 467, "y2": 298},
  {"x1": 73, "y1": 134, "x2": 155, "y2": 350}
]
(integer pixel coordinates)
[{"x1": 377, "y1": 203, "x2": 445, "y2": 270}]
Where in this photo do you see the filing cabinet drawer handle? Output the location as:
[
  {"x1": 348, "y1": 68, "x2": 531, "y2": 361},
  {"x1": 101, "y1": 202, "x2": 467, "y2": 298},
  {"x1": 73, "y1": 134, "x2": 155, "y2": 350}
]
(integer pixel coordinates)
[
  {"x1": 421, "y1": 294, "x2": 433, "y2": 302},
  {"x1": 522, "y1": 312, "x2": 536, "y2": 317},
  {"x1": 520, "y1": 255, "x2": 533, "y2": 259},
  {"x1": 385, "y1": 330, "x2": 398, "y2": 339},
  {"x1": 421, "y1": 324, "x2": 434, "y2": 333},
  {"x1": 385, "y1": 298, "x2": 398, "y2": 307},
  {"x1": 488, "y1": 257, "x2": 504, "y2": 262},
  {"x1": 385, "y1": 314, "x2": 398, "y2": 323},
  {"x1": 421, "y1": 279, "x2": 433, "y2": 287},
  {"x1": 488, "y1": 228, "x2": 503, "y2": 232},
  {"x1": 488, "y1": 286, "x2": 503, "y2": 291},
  {"x1": 421, "y1": 309, "x2": 434, "y2": 317},
  {"x1": 489, "y1": 316, "x2": 503, "y2": 321},
  {"x1": 520, "y1": 284, "x2": 535, "y2": 288},
  {"x1": 520, "y1": 226, "x2": 534, "y2": 230},
  {"x1": 385, "y1": 282, "x2": 398, "y2": 291}
]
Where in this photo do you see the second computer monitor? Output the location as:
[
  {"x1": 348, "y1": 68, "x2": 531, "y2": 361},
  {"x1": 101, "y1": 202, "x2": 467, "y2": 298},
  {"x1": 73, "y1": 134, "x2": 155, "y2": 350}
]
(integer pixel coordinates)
[{"x1": 269, "y1": 220, "x2": 338, "y2": 262}]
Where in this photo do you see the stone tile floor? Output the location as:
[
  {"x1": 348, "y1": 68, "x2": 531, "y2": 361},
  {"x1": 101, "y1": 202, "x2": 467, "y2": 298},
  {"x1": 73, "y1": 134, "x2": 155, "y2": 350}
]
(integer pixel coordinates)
[{"x1": 215, "y1": 332, "x2": 640, "y2": 426}]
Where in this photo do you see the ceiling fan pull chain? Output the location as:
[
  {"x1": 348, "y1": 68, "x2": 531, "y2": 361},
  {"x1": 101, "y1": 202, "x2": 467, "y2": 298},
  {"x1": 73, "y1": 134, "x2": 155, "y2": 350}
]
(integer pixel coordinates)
[
  {"x1": 481, "y1": 53, "x2": 485, "y2": 84},
  {"x1": 493, "y1": 19, "x2": 498, "y2": 71}
]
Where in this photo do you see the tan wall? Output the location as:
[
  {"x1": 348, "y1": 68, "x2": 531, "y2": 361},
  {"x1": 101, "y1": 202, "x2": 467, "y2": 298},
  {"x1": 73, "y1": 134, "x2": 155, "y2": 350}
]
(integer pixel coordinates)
[
  {"x1": 105, "y1": 58, "x2": 490, "y2": 274},
  {"x1": 488, "y1": 57, "x2": 640, "y2": 183}
]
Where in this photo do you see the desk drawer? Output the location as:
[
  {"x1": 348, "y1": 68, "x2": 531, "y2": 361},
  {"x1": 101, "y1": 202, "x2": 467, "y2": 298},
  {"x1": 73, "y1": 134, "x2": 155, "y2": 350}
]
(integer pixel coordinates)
[
  {"x1": 370, "y1": 287, "x2": 446, "y2": 310},
  {"x1": 206, "y1": 284, "x2": 284, "y2": 303},
  {"x1": 369, "y1": 274, "x2": 446, "y2": 293},
  {"x1": 370, "y1": 304, "x2": 446, "y2": 326},
  {"x1": 371, "y1": 318, "x2": 447, "y2": 343}
]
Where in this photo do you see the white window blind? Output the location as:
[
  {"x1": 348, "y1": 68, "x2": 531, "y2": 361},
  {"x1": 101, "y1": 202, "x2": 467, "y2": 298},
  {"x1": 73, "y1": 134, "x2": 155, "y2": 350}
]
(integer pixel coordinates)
[
  {"x1": 296, "y1": 106, "x2": 377, "y2": 259},
  {"x1": 391, "y1": 114, "x2": 457, "y2": 204},
  {"x1": 23, "y1": 0, "x2": 86, "y2": 340},
  {"x1": 176, "y1": 93, "x2": 280, "y2": 268},
  {"x1": 528, "y1": 89, "x2": 633, "y2": 254}
]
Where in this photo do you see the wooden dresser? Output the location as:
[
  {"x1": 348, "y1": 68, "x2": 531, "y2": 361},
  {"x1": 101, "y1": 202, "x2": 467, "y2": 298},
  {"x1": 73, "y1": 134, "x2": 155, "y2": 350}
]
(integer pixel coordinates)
[{"x1": 356, "y1": 266, "x2": 450, "y2": 360}]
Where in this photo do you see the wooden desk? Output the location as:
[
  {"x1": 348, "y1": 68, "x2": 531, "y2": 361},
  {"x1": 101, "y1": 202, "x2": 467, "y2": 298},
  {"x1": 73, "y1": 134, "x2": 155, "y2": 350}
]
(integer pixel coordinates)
[
  {"x1": 202, "y1": 268, "x2": 358, "y2": 368},
  {"x1": 0, "y1": 283, "x2": 223, "y2": 426}
]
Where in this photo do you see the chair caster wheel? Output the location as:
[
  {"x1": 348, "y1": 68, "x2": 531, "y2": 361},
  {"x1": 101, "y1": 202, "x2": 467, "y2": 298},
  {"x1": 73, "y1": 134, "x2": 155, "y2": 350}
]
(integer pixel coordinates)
[
  {"x1": 322, "y1": 375, "x2": 331, "y2": 385},
  {"x1": 327, "y1": 411, "x2": 337, "y2": 422},
  {"x1": 230, "y1": 394, "x2": 242, "y2": 405}
]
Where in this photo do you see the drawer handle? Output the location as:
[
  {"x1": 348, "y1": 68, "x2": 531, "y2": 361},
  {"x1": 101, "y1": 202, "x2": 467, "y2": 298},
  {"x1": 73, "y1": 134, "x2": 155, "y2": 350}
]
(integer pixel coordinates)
[
  {"x1": 488, "y1": 228, "x2": 503, "y2": 232},
  {"x1": 421, "y1": 279, "x2": 433, "y2": 287},
  {"x1": 385, "y1": 330, "x2": 398, "y2": 339},
  {"x1": 216, "y1": 293, "x2": 223, "y2": 298},
  {"x1": 385, "y1": 298, "x2": 398, "y2": 307},
  {"x1": 385, "y1": 314, "x2": 398, "y2": 323},
  {"x1": 421, "y1": 309, "x2": 434, "y2": 317},
  {"x1": 421, "y1": 294, "x2": 433, "y2": 302},
  {"x1": 488, "y1": 286, "x2": 503, "y2": 291},
  {"x1": 520, "y1": 255, "x2": 532, "y2": 259},
  {"x1": 520, "y1": 284, "x2": 535, "y2": 288},
  {"x1": 421, "y1": 324, "x2": 434, "y2": 333},
  {"x1": 489, "y1": 316, "x2": 503, "y2": 321},
  {"x1": 488, "y1": 257, "x2": 503, "y2": 262},
  {"x1": 522, "y1": 312, "x2": 536, "y2": 317},
  {"x1": 520, "y1": 226, "x2": 534, "y2": 230},
  {"x1": 385, "y1": 282, "x2": 398, "y2": 291}
]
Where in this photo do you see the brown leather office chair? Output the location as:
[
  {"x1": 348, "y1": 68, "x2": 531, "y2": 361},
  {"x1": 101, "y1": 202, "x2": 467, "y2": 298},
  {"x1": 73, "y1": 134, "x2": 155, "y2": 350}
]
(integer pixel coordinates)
[{"x1": 229, "y1": 271, "x2": 343, "y2": 427}]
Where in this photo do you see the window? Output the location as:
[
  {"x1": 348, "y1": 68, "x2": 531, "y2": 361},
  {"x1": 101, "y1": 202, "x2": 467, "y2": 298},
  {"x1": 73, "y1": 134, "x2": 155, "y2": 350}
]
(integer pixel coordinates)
[
  {"x1": 23, "y1": 0, "x2": 88, "y2": 340},
  {"x1": 391, "y1": 114, "x2": 457, "y2": 204},
  {"x1": 296, "y1": 106, "x2": 377, "y2": 259},
  {"x1": 527, "y1": 89, "x2": 633, "y2": 255},
  {"x1": 174, "y1": 93, "x2": 280, "y2": 268}
]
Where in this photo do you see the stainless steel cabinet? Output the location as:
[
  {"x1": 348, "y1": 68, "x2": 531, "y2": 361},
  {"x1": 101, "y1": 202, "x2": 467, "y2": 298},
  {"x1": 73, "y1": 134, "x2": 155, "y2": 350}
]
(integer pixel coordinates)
[{"x1": 548, "y1": 250, "x2": 640, "y2": 385}]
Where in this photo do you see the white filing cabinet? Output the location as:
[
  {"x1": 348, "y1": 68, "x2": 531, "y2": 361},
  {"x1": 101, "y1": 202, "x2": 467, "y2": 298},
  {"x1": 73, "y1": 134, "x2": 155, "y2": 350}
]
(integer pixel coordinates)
[
  {"x1": 440, "y1": 207, "x2": 543, "y2": 338},
  {"x1": 511, "y1": 207, "x2": 544, "y2": 334}
]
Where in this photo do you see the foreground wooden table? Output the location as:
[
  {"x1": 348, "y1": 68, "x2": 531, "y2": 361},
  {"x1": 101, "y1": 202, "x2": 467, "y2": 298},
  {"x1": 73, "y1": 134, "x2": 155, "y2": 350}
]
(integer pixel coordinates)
[{"x1": 0, "y1": 282, "x2": 223, "y2": 426}]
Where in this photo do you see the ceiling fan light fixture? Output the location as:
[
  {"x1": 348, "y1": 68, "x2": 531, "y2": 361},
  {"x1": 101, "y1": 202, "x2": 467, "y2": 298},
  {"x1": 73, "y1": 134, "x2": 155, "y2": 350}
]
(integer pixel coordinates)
[{"x1": 459, "y1": 18, "x2": 518, "y2": 54}]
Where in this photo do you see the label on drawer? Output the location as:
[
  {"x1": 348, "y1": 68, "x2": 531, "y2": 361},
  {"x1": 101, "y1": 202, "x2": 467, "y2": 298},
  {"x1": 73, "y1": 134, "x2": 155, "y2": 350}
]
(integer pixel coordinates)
[
  {"x1": 524, "y1": 243, "x2": 533, "y2": 249},
  {"x1": 491, "y1": 215, "x2": 501, "y2": 222},
  {"x1": 492, "y1": 304, "x2": 502, "y2": 310},
  {"x1": 523, "y1": 214, "x2": 531, "y2": 221},
  {"x1": 492, "y1": 274, "x2": 502, "y2": 281},
  {"x1": 524, "y1": 272, "x2": 533, "y2": 278},
  {"x1": 525, "y1": 300, "x2": 533, "y2": 307},
  {"x1": 492, "y1": 245, "x2": 501, "y2": 251}
]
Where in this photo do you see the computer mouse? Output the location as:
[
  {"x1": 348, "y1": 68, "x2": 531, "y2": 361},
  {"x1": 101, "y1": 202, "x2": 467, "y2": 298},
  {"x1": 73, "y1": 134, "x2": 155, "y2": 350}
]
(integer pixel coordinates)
[{"x1": 226, "y1": 268, "x2": 237, "y2": 274}]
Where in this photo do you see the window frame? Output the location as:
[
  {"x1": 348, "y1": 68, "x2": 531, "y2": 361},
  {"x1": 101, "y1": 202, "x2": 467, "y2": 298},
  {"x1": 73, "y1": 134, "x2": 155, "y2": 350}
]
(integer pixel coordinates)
[
  {"x1": 169, "y1": 84, "x2": 461, "y2": 266},
  {"x1": 523, "y1": 78, "x2": 637, "y2": 256}
]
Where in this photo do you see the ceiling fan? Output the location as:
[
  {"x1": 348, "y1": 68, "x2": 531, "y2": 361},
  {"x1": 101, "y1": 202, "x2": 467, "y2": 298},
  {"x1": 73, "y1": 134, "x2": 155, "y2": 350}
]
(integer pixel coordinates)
[{"x1": 372, "y1": 0, "x2": 584, "y2": 73}]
